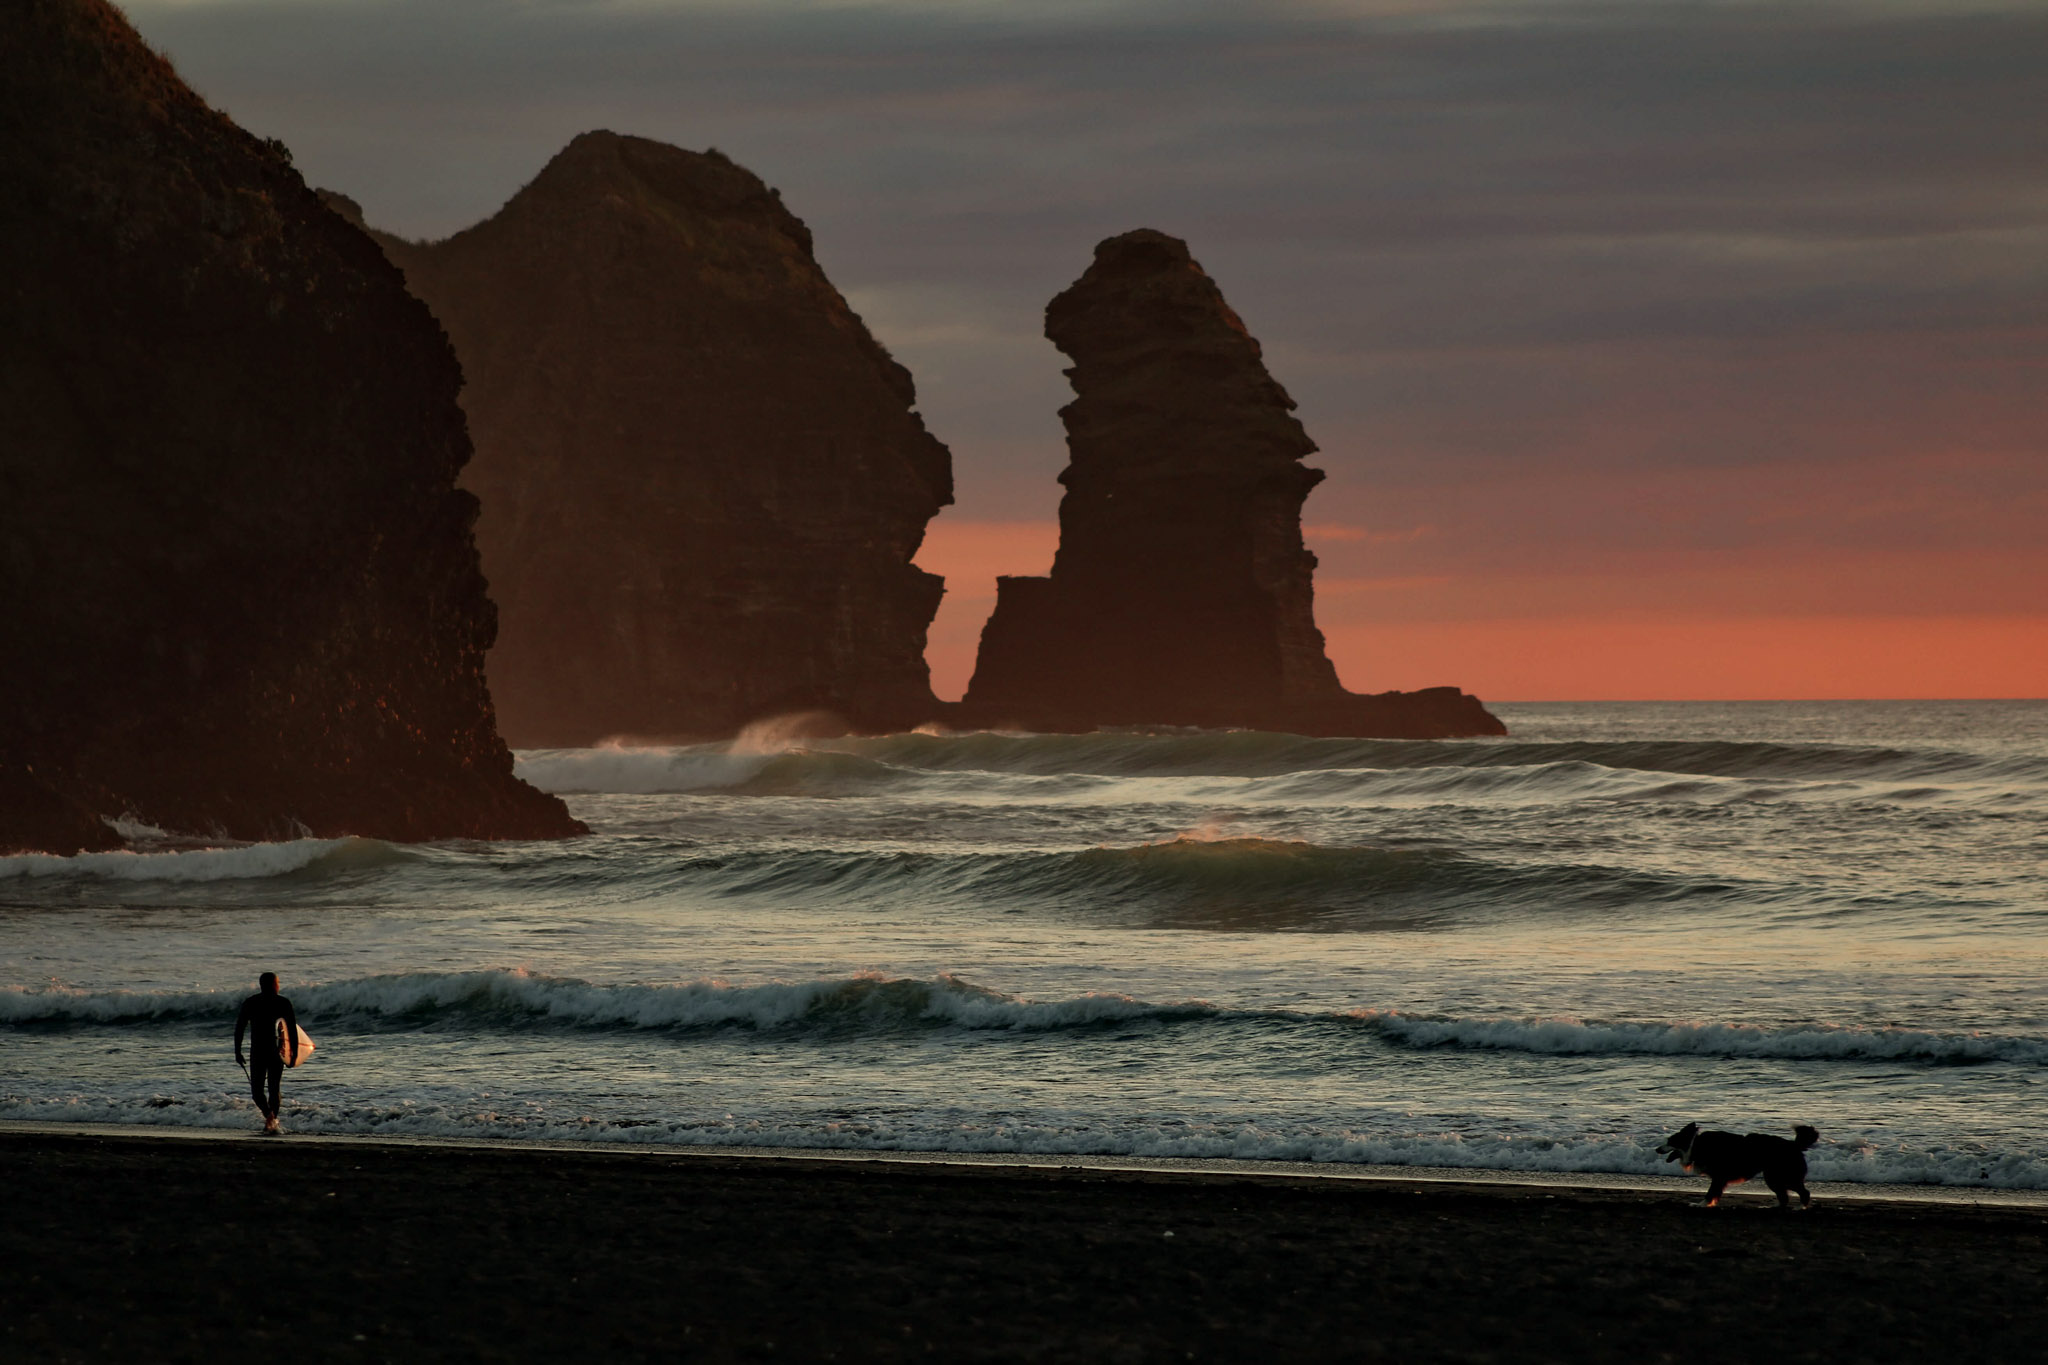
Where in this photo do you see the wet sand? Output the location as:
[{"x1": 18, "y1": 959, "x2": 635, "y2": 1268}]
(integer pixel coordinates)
[{"x1": 4, "y1": 1128, "x2": 2044, "y2": 1362}]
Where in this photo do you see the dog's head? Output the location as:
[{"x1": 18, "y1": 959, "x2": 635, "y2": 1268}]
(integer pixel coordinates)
[{"x1": 1656, "y1": 1122, "x2": 1701, "y2": 1164}]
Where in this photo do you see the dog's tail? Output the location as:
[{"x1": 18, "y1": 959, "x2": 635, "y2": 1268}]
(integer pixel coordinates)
[{"x1": 1793, "y1": 1124, "x2": 1820, "y2": 1150}]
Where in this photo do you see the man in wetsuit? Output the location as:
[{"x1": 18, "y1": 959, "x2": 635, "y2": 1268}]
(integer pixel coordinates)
[{"x1": 234, "y1": 972, "x2": 300, "y2": 1134}]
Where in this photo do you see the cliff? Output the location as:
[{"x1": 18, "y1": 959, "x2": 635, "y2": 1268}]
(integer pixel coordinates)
[
  {"x1": 0, "y1": 0, "x2": 583, "y2": 854},
  {"x1": 341, "y1": 133, "x2": 954, "y2": 745},
  {"x1": 962, "y1": 230, "x2": 1502, "y2": 739}
]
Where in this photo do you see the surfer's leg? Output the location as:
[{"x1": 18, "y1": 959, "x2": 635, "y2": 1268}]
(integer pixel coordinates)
[
  {"x1": 261, "y1": 1059, "x2": 282, "y2": 1119},
  {"x1": 249, "y1": 1059, "x2": 270, "y2": 1115}
]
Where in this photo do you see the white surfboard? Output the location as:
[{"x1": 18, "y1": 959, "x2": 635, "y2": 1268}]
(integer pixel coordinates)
[{"x1": 274, "y1": 1019, "x2": 316, "y2": 1068}]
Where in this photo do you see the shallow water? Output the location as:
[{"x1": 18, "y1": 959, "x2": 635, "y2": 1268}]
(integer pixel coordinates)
[{"x1": 4, "y1": 700, "x2": 2044, "y2": 1187}]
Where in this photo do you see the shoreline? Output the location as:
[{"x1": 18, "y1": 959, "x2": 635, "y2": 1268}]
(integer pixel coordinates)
[
  {"x1": 7, "y1": 1124, "x2": 2045, "y2": 1362},
  {"x1": 7, "y1": 1117, "x2": 2044, "y2": 1211}
]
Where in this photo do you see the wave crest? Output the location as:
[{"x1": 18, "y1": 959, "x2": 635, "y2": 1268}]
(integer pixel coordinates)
[
  {"x1": 1349, "y1": 1010, "x2": 2048, "y2": 1066},
  {"x1": 513, "y1": 732, "x2": 2047, "y2": 804},
  {"x1": 0, "y1": 836, "x2": 406, "y2": 882},
  {"x1": 0, "y1": 969, "x2": 1208, "y2": 1032},
  {"x1": 660, "y1": 838, "x2": 1743, "y2": 926},
  {"x1": 8, "y1": 970, "x2": 2043, "y2": 1067}
]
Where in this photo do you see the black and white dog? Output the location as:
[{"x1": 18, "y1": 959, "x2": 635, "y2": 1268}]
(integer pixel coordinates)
[{"x1": 1657, "y1": 1123, "x2": 1819, "y2": 1208}]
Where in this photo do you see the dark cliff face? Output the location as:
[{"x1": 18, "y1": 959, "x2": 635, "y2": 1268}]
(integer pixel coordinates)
[
  {"x1": 0, "y1": 0, "x2": 583, "y2": 853},
  {"x1": 350, "y1": 133, "x2": 954, "y2": 746},
  {"x1": 964, "y1": 230, "x2": 1502, "y2": 739}
]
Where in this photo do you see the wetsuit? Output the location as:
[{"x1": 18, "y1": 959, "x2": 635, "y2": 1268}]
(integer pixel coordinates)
[{"x1": 234, "y1": 991, "x2": 299, "y2": 1118}]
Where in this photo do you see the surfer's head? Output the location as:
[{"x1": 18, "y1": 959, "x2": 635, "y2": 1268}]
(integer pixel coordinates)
[{"x1": 259, "y1": 972, "x2": 278, "y2": 994}]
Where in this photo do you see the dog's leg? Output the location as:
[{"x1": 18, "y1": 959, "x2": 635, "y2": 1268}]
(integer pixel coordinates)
[
  {"x1": 1796, "y1": 1183, "x2": 1811, "y2": 1209},
  {"x1": 1703, "y1": 1177, "x2": 1728, "y2": 1207},
  {"x1": 1765, "y1": 1175, "x2": 1791, "y2": 1208}
]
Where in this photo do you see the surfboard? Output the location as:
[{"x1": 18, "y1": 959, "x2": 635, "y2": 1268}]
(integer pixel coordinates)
[{"x1": 274, "y1": 1019, "x2": 316, "y2": 1068}]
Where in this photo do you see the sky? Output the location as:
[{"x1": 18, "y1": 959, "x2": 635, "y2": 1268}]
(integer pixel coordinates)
[{"x1": 125, "y1": 0, "x2": 2047, "y2": 700}]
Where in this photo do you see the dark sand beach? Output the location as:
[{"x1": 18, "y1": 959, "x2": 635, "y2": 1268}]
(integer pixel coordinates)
[{"x1": 4, "y1": 1129, "x2": 2044, "y2": 1363}]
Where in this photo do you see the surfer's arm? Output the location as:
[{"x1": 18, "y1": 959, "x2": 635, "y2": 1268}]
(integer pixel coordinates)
[
  {"x1": 233, "y1": 1000, "x2": 249, "y2": 1066},
  {"x1": 282, "y1": 998, "x2": 299, "y2": 1065}
]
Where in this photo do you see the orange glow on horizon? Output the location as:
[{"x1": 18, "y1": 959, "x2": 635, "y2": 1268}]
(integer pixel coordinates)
[
  {"x1": 1322, "y1": 615, "x2": 2047, "y2": 702},
  {"x1": 917, "y1": 519, "x2": 1059, "y2": 700},
  {"x1": 915, "y1": 521, "x2": 2045, "y2": 703}
]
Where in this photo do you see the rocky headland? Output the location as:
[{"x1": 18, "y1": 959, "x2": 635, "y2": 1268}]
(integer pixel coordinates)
[
  {"x1": 962, "y1": 230, "x2": 1502, "y2": 738},
  {"x1": 339, "y1": 133, "x2": 955, "y2": 746},
  {"x1": 0, "y1": 0, "x2": 582, "y2": 854}
]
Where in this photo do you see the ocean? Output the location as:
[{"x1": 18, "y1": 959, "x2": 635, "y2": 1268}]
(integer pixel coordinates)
[{"x1": 4, "y1": 701, "x2": 2044, "y2": 1189}]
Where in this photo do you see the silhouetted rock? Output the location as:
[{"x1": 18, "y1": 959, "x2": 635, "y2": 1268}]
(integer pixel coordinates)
[
  {"x1": 351, "y1": 133, "x2": 954, "y2": 745},
  {"x1": 963, "y1": 230, "x2": 1502, "y2": 738},
  {"x1": 0, "y1": 0, "x2": 583, "y2": 854}
]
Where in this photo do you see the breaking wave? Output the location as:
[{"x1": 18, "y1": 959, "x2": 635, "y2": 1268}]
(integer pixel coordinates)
[
  {"x1": 0, "y1": 836, "x2": 409, "y2": 882},
  {"x1": 10, "y1": 969, "x2": 2044, "y2": 1067},
  {"x1": 637, "y1": 837, "x2": 1758, "y2": 924},
  {"x1": 0, "y1": 829, "x2": 1977, "y2": 924},
  {"x1": 516, "y1": 732, "x2": 2048, "y2": 804},
  {"x1": 0, "y1": 970, "x2": 1204, "y2": 1031},
  {"x1": 1346, "y1": 1010, "x2": 2048, "y2": 1066},
  {"x1": 0, "y1": 829, "x2": 1853, "y2": 921}
]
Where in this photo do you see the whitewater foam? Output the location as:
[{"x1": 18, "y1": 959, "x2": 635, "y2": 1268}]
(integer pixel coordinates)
[
  {"x1": 1348, "y1": 1010, "x2": 2048, "y2": 1066},
  {"x1": 11, "y1": 969, "x2": 2044, "y2": 1067},
  {"x1": 4, "y1": 1096, "x2": 2043, "y2": 1190},
  {"x1": 516, "y1": 745, "x2": 775, "y2": 794},
  {"x1": 0, "y1": 969, "x2": 1204, "y2": 1032},
  {"x1": 824, "y1": 731, "x2": 2048, "y2": 786},
  {"x1": 0, "y1": 836, "x2": 398, "y2": 882},
  {"x1": 511, "y1": 732, "x2": 2048, "y2": 812}
]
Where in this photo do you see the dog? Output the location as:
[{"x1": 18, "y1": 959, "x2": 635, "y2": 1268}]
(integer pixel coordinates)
[{"x1": 1656, "y1": 1122, "x2": 1819, "y2": 1208}]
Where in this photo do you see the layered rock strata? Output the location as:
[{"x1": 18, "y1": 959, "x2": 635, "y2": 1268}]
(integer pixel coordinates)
[
  {"x1": 0, "y1": 0, "x2": 582, "y2": 854},
  {"x1": 345, "y1": 133, "x2": 954, "y2": 745},
  {"x1": 963, "y1": 230, "x2": 1502, "y2": 738}
]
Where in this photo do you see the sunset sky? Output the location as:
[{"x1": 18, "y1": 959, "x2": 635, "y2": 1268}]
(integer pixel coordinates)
[{"x1": 127, "y1": 0, "x2": 2046, "y2": 700}]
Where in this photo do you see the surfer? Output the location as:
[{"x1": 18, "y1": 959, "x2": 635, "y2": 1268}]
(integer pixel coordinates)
[{"x1": 233, "y1": 972, "x2": 300, "y2": 1134}]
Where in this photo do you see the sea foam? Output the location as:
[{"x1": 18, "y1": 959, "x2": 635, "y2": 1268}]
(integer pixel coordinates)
[
  {"x1": 1347, "y1": 1010, "x2": 2048, "y2": 1066},
  {"x1": 0, "y1": 836, "x2": 400, "y2": 882},
  {"x1": 9, "y1": 969, "x2": 2044, "y2": 1066},
  {"x1": 3, "y1": 1093, "x2": 2043, "y2": 1191},
  {"x1": 509, "y1": 731, "x2": 2047, "y2": 809}
]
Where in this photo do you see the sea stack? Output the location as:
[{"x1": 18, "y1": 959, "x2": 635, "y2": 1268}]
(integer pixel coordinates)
[
  {"x1": 345, "y1": 133, "x2": 954, "y2": 745},
  {"x1": 963, "y1": 230, "x2": 1502, "y2": 738},
  {"x1": 0, "y1": 0, "x2": 582, "y2": 853}
]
